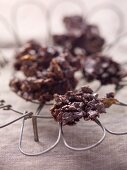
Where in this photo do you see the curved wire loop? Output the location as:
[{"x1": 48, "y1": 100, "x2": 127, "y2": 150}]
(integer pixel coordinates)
[
  {"x1": 86, "y1": 3, "x2": 124, "y2": 38},
  {"x1": 103, "y1": 101, "x2": 127, "y2": 135},
  {"x1": 0, "y1": 14, "x2": 21, "y2": 48},
  {"x1": 105, "y1": 127, "x2": 127, "y2": 135},
  {"x1": 19, "y1": 115, "x2": 61, "y2": 156},
  {"x1": 61, "y1": 119, "x2": 106, "y2": 151},
  {"x1": 12, "y1": 92, "x2": 54, "y2": 105},
  {"x1": 94, "y1": 83, "x2": 102, "y2": 93},
  {"x1": 0, "y1": 14, "x2": 20, "y2": 66},
  {"x1": 49, "y1": 0, "x2": 86, "y2": 17},
  {"x1": 105, "y1": 32, "x2": 127, "y2": 52},
  {"x1": 95, "y1": 79, "x2": 127, "y2": 95},
  {"x1": 0, "y1": 51, "x2": 8, "y2": 68},
  {"x1": 48, "y1": 0, "x2": 86, "y2": 42},
  {"x1": 11, "y1": 0, "x2": 48, "y2": 44},
  {"x1": 0, "y1": 100, "x2": 33, "y2": 128},
  {"x1": 79, "y1": 78, "x2": 103, "y2": 93}
]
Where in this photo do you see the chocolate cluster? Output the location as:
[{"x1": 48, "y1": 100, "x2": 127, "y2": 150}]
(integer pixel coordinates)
[
  {"x1": 14, "y1": 40, "x2": 59, "y2": 77},
  {"x1": 51, "y1": 86, "x2": 116, "y2": 126},
  {"x1": 10, "y1": 56, "x2": 77, "y2": 102},
  {"x1": 53, "y1": 15, "x2": 105, "y2": 55},
  {"x1": 82, "y1": 55, "x2": 127, "y2": 88},
  {"x1": 14, "y1": 40, "x2": 80, "y2": 77},
  {"x1": 63, "y1": 15, "x2": 87, "y2": 33}
]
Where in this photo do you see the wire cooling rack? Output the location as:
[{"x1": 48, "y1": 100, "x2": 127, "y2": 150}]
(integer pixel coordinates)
[{"x1": 0, "y1": 0, "x2": 127, "y2": 156}]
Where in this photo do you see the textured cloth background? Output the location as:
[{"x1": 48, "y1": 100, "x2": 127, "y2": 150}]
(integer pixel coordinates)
[{"x1": 0, "y1": 0, "x2": 127, "y2": 170}]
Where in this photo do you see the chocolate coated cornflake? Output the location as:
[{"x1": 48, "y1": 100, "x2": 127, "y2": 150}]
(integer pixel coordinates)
[
  {"x1": 51, "y1": 86, "x2": 108, "y2": 125},
  {"x1": 82, "y1": 55, "x2": 127, "y2": 87},
  {"x1": 14, "y1": 40, "x2": 59, "y2": 77},
  {"x1": 63, "y1": 15, "x2": 87, "y2": 34},
  {"x1": 14, "y1": 40, "x2": 80, "y2": 77},
  {"x1": 60, "y1": 50, "x2": 81, "y2": 70},
  {"x1": 10, "y1": 57, "x2": 77, "y2": 102},
  {"x1": 101, "y1": 92, "x2": 119, "y2": 108},
  {"x1": 53, "y1": 15, "x2": 105, "y2": 55}
]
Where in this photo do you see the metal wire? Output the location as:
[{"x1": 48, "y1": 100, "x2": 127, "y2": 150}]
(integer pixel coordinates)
[
  {"x1": 0, "y1": 111, "x2": 32, "y2": 128},
  {"x1": 61, "y1": 119, "x2": 106, "y2": 151},
  {"x1": 0, "y1": 14, "x2": 20, "y2": 67},
  {"x1": 0, "y1": 100, "x2": 33, "y2": 128},
  {"x1": 105, "y1": 32, "x2": 127, "y2": 52},
  {"x1": 86, "y1": 3, "x2": 124, "y2": 37},
  {"x1": 105, "y1": 128, "x2": 127, "y2": 135},
  {"x1": 94, "y1": 84, "x2": 102, "y2": 93},
  {"x1": 47, "y1": 0, "x2": 86, "y2": 43},
  {"x1": 19, "y1": 115, "x2": 61, "y2": 156},
  {"x1": 102, "y1": 101, "x2": 127, "y2": 135},
  {"x1": 11, "y1": 0, "x2": 48, "y2": 44},
  {"x1": 48, "y1": 0, "x2": 86, "y2": 17},
  {"x1": 0, "y1": 1, "x2": 127, "y2": 156},
  {"x1": 0, "y1": 14, "x2": 21, "y2": 48},
  {"x1": 35, "y1": 115, "x2": 53, "y2": 119},
  {"x1": 0, "y1": 51, "x2": 8, "y2": 68}
]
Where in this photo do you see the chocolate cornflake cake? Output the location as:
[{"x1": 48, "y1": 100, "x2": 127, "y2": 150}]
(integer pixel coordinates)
[
  {"x1": 82, "y1": 54, "x2": 127, "y2": 88},
  {"x1": 53, "y1": 15, "x2": 105, "y2": 55},
  {"x1": 10, "y1": 57, "x2": 77, "y2": 102},
  {"x1": 14, "y1": 40, "x2": 59, "y2": 77},
  {"x1": 51, "y1": 86, "x2": 118, "y2": 125},
  {"x1": 63, "y1": 15, "x2": 87, "y2": 34},
  {"x1": 14, "y1": 40, "x2": 80, "y2": 77},
  {"x1": 61, "y1": 50, "x2": 81, "y2": 70}
]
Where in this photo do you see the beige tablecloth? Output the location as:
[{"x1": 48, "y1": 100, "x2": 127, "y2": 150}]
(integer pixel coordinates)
[{"x1": 0, "y1": 0, "x2": 127, "y2": 170}]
